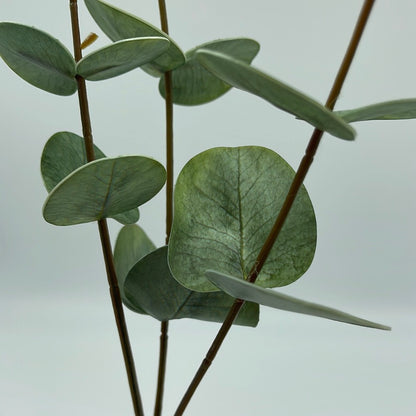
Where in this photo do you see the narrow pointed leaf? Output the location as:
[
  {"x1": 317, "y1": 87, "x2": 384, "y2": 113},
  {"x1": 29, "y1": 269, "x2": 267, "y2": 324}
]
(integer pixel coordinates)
[
  {"x1": 41, "y1": 132, "x2": 139, "y2": 225},
  {"x1": 159, "y1": 38, "x2": 260, "y2": 105},
  {"x1": 168, "y1": 146, "x2": 316, "y2": 292},
  {"x1": 0, "y1": 22, "x2": 76, "y2": 95},
  {"x1": 124, "y1": 246, "x2": 259, "y2": 326},
  {"x1": 84, "y1": 0, "x2": 185, "y2": 76},
  {"x1": 43, "y1": 156, "x2": 166, "y2": 226},
  {"x1": 113, "y1": 224, "x2": 156, "y2": 313},
  {"x1": 196, "y1": 50, "x2": 355, "y2": 140},
  {"x1": 336, "y1": 99, "x2": 416, "y2": 123},
  {"x1": 77, "y1": 37, "x2": 169, "y2": 81},
  {"x1": 206, "y1": 270, "x2": 391, "y2": 330}
]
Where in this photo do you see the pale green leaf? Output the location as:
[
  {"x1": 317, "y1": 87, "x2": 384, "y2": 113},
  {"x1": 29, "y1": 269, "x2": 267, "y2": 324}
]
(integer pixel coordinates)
[
  {"x1": 159, "y1": 38, "x2": 260, "y2": 105},
  {"x1": 125, "y1": 246, "x2": 259, "y2": 326},
  {"x1": 41, "y1": 132, "x2": 139, "y2": 225},
  {"x1": 0, "y1": 22, "x2": 76, "y2": 95},
  {"x1": 336, "y1": 99, "x2": 416, "y2": 122},
  {"x1": 43, "y1": 156, "x2": 165, "y2": 226},
  {"x1": 84, "y1": 0, "x2": 185, "y2": 76},
  {"x1": 168, "y1": 146, "x2": 316, "y2": 292},
  {"x1": 206, "y1": 270, "x2": 391, "y2": 330},
  {"x1": 113, "y1": 224, "x2": 156, "y2": 313},
  {"x1": 196, "y1": 50, "x2": 355, "y2": 140},
  {"x1": 77, "y1": 37, "x2": 169, "y2": 81}
]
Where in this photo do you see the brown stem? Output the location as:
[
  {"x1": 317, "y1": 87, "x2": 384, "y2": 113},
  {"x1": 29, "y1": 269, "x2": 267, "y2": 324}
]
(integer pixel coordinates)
[
  {"x1": 174, "y1": 1, "x2": 376, "y2": 414},
  {"x1": 154, "y1": 1, "x2": 173, "y2": 415},
  {"x1": 69, "y1": 1, "x2": 144, "y2": 415}
]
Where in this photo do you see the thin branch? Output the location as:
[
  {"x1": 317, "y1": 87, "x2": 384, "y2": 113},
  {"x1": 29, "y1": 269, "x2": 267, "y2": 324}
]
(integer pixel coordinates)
[
  {"x1": 69, "y1": 1, "x2": 144, "y2": 415},
  {"x1": 173, "y1": 1, "x2": 376, "y2": 414},
  {"x1": 154, "y1": 1, "x2": 173, "y2": 415}
]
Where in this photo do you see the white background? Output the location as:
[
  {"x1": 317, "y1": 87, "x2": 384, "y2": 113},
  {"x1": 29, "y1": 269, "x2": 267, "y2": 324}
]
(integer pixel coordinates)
[{"x1": 1, "y1": 1, "x2": 415, "y2": 415}]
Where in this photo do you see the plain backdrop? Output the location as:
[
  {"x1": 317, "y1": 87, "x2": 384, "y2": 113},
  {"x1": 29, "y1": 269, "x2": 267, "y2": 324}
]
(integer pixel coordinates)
[{"x1": 1, "y1": 1, "x2": 415, "y2": 415}]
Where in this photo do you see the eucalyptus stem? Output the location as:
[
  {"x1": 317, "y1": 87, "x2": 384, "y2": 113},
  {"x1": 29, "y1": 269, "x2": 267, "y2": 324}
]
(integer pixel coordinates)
[
  {"x1": 173, "y1": 1, "x2": 376, "y2": 414},
  {"x1": 69, "y1": 1, "x2": 144, "y2": 415},
  {"x1": 154, "y1": 1, "x2": 173, "y2": 415}
]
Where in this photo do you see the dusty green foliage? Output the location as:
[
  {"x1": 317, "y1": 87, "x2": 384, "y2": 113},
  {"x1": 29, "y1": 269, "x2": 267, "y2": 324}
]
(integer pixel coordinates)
[
  {"x1": 196, "y1": 49, "x2": 356, "y2": 140},
  {"x1": 77, "y1": 37, "x2": 170, "y2": 80},
  {"x1": 206, "y1": 270, "x2": 390, "y2": 330},
  {"x1": 0, "y1": 22, "x2": 76, "y2": 95},
  {"x1": 336, "y1": 98, "x2": 416, "y2": 122},
  {"x1": 84, "y1": 0, "x2": 185, "y2": 76},
  {"x1": 3, "y1": 1, "x2": 412, "y2": 413},
  {"x1": 41, "y1": 132, "x2": 139, "y2": 225},
  {"x1": 158, "y1": 38, "x2": 260, "y2": 105},
  {"x1": 124, "y1": 246, "x2": 259, "y2": 326},
  {"x1": 43, "y1": 156, "x2": 166, "y2": 226},
  {"x1": 168, "y1": 146, "x2": 316, "y2": 292}
]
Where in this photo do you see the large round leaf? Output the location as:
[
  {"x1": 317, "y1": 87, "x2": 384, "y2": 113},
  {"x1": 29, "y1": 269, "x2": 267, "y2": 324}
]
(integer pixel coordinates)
[
  {"x1": 159, "y1": 38, "x2": 260, "y2": 105},
  {"x1": 84, "y1": 0, "x2": 185, "y2": 76},
  {"x1": 77, "y1": 37, "x2": 169, "y2": 81},
  {"x1": 336, "y1": 98, "x2": 416, "y2": 123},
  {"x1": 113, "y1": 224, "x2": 156, "y2": 313},
  {"x1": 168, "y1": 146, "x2": 316, "y2": 292},
  {"x1": 0, "y1": 22, "x2": 76, "y2": 95},
  {"x1": 43, "y1": 155, "x2": 166, "y2": 226},
  {"x1": 124, "y1": 246, "x2": 259, "y2": 326},
  {"x1": 41, "y1": 132, "x2": 139, "y2": 225},
  {"x1": 206, "y1": 270, "x2": 390, "y2": 330},
  {"x1": 196, "y1": 50, "x2": 355, "y2": 140}
]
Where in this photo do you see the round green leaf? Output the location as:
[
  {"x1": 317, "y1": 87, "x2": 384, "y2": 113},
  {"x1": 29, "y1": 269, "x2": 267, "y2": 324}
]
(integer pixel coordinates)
[
  {"x1": 124, "y1": 246, "x2": 259, "y2": 326},
  {"x1": 84, "y1": 0, "x2": 185, "y2": 76},
  {"x1": 77, "y1": 37, "x2": 170, "y2": 81},
  {"x1": 113, "y1": 224, "x2": 156, "y2": 313},
  {"x1": 168, "y1": 146, "x2": 317, "y2": 292},
  {"x1": 159, "y1": 38, "x2": 260, "y2": 105},
  {"x1": 336, "y1": 98, "x2": 416, "y2": 123},
  {"x1": 206, "y1": 270, "x2": 390, "y2": 330},
  {"x1": 0, "y1": 22, "x2": 76, "y2": 95},
  {"x1": 43, "y1": 155, "x2": 166, "y2": 226},
  {"x1": 196, "y1": 50, "x2": 355, "y2": 140},
  {"x1": 41, "y1": 132, "x2": 139, "y2": 225}
]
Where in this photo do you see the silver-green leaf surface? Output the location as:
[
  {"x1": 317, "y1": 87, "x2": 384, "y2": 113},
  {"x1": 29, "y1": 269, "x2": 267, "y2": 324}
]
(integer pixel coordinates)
[
  {"x1": 125, "y1": 246, "x2": 259, "y2": 326},
  {"x1": 84, "y1": 0, "x2": 185, "y2": 76},
  {"x1": 41, "y1": 132, "x2": 139, "y2": 225},
  {"x1": 336, "y1": 99, "x2": 416, "y2": 122},
  {"x1": 159, "y1": 38, "x2": 260, "y2": 105},
  {"x1": 113, "y1": 224, "x2": 156, "y2": 313},
  {"x1": 77, "y1": 37, "x2": 169, "y2": 81},
  {"x1": 206, "y1": 270, "x2": 390, "y2": 330},
  {"x1": 168, "y1": 146, "x2": 316, "y2": 292},
  {"x1": 43, "y1": 155, "x2": 165, "y2": 226},
  {"x1": 0, "y1": 22, "x2": 76, "y2": 95},
  {"x1": 196, "y1": 49, "x2": 355, "y2": 140}
]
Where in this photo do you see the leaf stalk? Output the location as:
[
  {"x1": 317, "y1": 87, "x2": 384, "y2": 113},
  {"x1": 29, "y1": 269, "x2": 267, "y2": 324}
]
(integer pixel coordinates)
[{"x1": 154, "y1": 1, "x2": 173, "y2": 415}]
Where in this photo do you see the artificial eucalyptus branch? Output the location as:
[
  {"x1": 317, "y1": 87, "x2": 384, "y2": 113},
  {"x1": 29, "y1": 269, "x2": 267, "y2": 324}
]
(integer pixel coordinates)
[
  {"x1": 69, "y1": 1, "x2": 144, "y2": 415},
  {"x1": 155, "y1": 2, "x2": 173, "y2": 415},
  {"x1": 2, "y1": 0, "x2": 415, "y2": 414},
  {"x1": 173, "y1": 1, "x2": 376, "y2": 414}
]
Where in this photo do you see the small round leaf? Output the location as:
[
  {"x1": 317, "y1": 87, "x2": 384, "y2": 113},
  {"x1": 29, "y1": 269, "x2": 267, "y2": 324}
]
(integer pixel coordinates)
[
  {"x1": 41, "y1": 132, "x2": 139, "y2": 225},
  {"x1": 77, "y1": 37, "x2": 170, "y2": 81},
  {"x1": 0, "y1": 22, "x2": 76, "y2": 95},
  {"x1": 196, "y1": 49, "x2": 355, "y2": 140},
  {"x1": 43, "y1": 156, "x2": 166, "y2": 226},
  {"x1": 84, "y1": 0, "x2": 185, "y2": 76},
  {"x1": 125, "y1": 246, "x2": 259, "y2": 326},
  {"x1": 159, "y1": 38, "x2": 260, "y2": 105},
  {"x1": 168, "y1": 146, "x2": 317, "y2": 292}
]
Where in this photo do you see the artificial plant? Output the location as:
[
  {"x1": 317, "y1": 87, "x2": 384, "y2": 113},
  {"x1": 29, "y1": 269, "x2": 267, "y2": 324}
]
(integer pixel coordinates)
[{"x1": 1, "y1": 0, "x2": 415, "y2": 414}]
